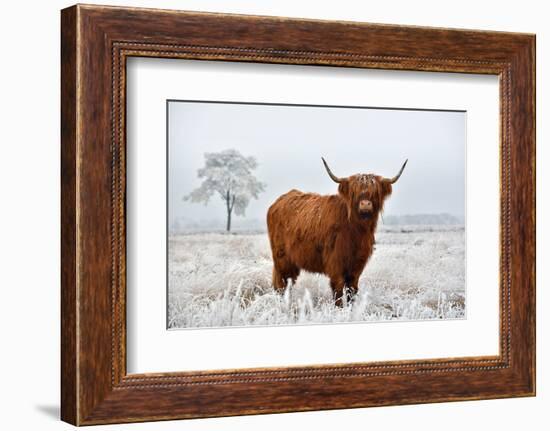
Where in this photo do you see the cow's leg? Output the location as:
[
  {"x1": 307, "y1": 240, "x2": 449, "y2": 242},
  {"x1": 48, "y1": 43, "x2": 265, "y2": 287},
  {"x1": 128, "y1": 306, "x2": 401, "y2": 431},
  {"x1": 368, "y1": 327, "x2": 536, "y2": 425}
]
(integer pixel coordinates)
[
  {"x1": 272, "y1": 266, "x2": 287, "y2": 293},
  {"x1": 329, "y1": 276, "x2": 346, "y2": 307},
  {"x1": 345, "y1": 273, "x2": 360, "y2": 303},
  {"x1": 331, "y1": 273, "x2": 360, "y2": 307},
  {"x1": 287, "y1": 266, "x2": 300, "y2": 286},
  {"x1": 272, "y1": 259, "x2": 300, "y2": 293}
]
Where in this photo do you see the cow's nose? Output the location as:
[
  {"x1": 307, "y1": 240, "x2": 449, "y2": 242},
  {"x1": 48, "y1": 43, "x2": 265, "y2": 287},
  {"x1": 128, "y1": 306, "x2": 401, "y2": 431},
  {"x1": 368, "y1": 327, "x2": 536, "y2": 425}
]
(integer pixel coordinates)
[{"x1": 359, "y1": 200, "x2": 373, "y2": 212}]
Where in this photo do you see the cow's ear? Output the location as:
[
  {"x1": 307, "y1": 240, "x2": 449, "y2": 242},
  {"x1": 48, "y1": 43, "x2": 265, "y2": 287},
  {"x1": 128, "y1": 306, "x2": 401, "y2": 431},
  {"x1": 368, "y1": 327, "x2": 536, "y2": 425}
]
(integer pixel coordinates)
[
  {"x1": 378, "y1": 177, "x2": 392, "y2": 199},
  {"x1": 338, "y1": 179, "x2": 349, "y2": 197},
  {"x1": 338, "y1": 180, "x2": 353, "y2": 221},
  {"x1": 380, "y1": 180, "x2": 393, "y2": 198}
]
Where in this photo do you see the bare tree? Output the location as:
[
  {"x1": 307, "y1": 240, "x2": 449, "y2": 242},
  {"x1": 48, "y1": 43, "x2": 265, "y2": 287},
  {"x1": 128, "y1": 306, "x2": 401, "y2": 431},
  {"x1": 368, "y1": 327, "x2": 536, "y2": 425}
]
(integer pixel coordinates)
[{"x1": 184, "y1": 149, "x2": 266, "y2": 232}]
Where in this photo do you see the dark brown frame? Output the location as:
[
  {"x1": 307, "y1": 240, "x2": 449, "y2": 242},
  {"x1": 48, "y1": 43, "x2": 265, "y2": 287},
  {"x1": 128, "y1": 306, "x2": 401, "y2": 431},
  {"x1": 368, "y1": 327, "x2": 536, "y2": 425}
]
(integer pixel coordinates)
[{"x1": 61, "y1": 4, "x2": 535, "y2": 426}]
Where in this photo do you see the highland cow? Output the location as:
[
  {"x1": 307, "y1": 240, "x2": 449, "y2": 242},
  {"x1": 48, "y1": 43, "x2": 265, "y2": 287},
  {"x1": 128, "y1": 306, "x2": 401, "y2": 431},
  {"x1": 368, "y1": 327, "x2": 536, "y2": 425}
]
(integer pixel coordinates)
[{"x1": 267, "y1": 158, "x2": 407, "y2": 306}]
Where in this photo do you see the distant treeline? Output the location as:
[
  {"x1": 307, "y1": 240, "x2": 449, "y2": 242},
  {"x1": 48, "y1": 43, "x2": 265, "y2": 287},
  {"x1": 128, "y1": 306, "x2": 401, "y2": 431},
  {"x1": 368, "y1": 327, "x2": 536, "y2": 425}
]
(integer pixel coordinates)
[
  {"x1": 170, "y1": 213, "x2": 463, "y2": 234},
  {"x1": 381, "y1": 213, "x2": 462, "y2": 226}
]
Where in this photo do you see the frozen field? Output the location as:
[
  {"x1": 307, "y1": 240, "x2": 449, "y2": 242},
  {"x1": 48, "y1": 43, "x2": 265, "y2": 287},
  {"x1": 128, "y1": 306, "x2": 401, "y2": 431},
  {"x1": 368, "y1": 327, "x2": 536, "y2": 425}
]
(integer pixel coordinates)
[{"x1": 168, "y1": 225, "x2": 465, "y2": 329}]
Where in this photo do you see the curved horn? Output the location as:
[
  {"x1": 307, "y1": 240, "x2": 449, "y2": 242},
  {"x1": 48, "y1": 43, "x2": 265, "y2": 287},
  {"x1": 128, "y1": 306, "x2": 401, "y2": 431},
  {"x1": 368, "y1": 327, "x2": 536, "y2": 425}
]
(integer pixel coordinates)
[
  {"x1": 321, "y1": 157, "x2": 342, "y2": 183},
  {"x1": 383, "y1": 159, "x2": 408, "y2": 184}
]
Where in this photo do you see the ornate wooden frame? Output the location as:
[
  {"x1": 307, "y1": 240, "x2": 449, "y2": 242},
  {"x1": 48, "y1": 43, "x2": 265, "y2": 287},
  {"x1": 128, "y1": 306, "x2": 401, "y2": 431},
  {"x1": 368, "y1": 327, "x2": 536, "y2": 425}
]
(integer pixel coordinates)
[{"x1": 61, "y1": 4, "x2": 535, "y2": 425}]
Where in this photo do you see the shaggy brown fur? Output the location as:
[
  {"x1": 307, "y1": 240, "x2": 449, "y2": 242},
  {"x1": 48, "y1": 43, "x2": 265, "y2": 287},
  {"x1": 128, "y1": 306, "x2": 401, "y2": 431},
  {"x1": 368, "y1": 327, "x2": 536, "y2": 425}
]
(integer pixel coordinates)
[{"x1": 267, "y1": 161, "x2": 405, "y2": 306}]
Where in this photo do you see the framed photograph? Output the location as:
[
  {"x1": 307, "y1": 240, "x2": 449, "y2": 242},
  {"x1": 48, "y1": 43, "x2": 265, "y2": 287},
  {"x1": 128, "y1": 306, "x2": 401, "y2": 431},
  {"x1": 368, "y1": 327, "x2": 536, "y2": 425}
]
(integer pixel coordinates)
[{"x1": 61, "y1": 4, "x2": 535, "y2": 425}]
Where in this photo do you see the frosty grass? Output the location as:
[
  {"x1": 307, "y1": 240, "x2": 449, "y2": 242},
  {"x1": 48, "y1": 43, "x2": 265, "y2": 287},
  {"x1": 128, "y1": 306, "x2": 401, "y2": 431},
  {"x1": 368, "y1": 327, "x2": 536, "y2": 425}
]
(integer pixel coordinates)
[{"x1": 168, "y1": 225, "x2": 465, "y2": 329}]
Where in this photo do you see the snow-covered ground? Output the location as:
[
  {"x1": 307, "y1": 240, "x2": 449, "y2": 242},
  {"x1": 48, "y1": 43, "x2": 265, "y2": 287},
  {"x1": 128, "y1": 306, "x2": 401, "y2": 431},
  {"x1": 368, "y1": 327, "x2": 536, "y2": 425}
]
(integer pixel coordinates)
[{"x1": 168, "y1": 225, "x2": 465, "y2": 329}]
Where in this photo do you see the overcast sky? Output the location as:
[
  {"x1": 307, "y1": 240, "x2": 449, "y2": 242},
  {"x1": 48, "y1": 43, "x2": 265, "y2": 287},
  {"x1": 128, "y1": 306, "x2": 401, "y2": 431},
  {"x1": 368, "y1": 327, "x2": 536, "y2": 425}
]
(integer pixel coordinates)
[{"x1": 168, "y1": 101, "x2": 465, "y2": 229}]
